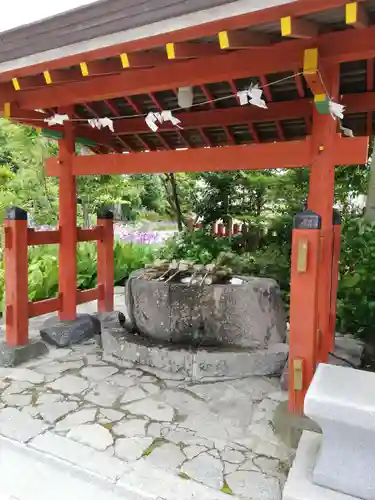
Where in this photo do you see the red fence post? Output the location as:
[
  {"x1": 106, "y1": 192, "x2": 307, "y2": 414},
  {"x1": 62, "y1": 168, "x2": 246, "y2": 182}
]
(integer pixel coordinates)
[
  {"x1": 97, "y1": 210, "x2": 114, "y2": 313},
  {"x1": 288, "y1": 210, "x2": 321, "y2": 414},
  {"x1": 4, "y1": 207, "x2": 29, "y2": 346},
  {"x1": 224, "y1": 224, "x2": 231, "y2": 237},
  {"x1": 233, "y1": 223, "x2": 239, "y2": 235},
  {"x1": 217, "y1": 223, "x2": 224, "y2": 237}
]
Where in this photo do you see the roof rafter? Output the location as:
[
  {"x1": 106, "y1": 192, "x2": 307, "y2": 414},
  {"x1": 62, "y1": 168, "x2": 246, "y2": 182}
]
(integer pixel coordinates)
[{"x1": 7, "y1": 25, "x2": 375, "y2": 110}]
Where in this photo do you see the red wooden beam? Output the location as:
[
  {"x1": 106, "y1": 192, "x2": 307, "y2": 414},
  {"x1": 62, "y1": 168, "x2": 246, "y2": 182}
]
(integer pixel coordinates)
[
  {"x1": 28, "y1": 229, "x2": 60, "y2": 246},
  {"x1": 77, "y1": 287, "x2": 100, "y2": 305},
  {"x1": 10, "y1": 26, "x2": 375, "y2": 110},
  {"x1": 0, "y1": 0, "x2": 365, "y2": 84},
  {"x1": 281, "y1": 16, "x2": 319, "y2": 39},
  {"x1": 148, "y1": 93, "x2": 172, "y2": 149},
  {"x1": 275, "y1": 121, "x2": 285, "y2": 141},
  {"x1": 81, "y1": 102, "x2": 123, "y2": 153},
  {"x1": 2, "y1": 105, "x2": 116, "y2": 147},
  {"x1": 249, "y1": 123, "x2": 260, "y2": 143},
  {"x1": 346, "y1": 2, "x2": 369, "y2": 29},
  {"x1": 121, "y1": 51, "x2": 169, "y2": 68},
  {"x1": 199, "y1": 127, "x2": 214, "y2": 146},
  {"x1": 29, "y1": 297, "x2": 61, "y2": 318},
  {"x1": 166, "y1": 42, "x2": 221, "y2": 60},
  {"x1": 8, "y1": 92, "x2": 375, "y2": 141},
  {"x1": 224, "y1": 126, "x2": 236, "y2": 145},
  {"x1": 102, "y1": 100, "x2": 130, "y2": 151},
  {"x1": 218, "y1": 30, "x2": 271, "y2": 49},
  {"x1": 295, "y1": 74, "x2": 305, "y2": 98},
  {"x1": 46, "y1": 136, "x2": 368, "y2": 177},
  {"x1": 259, "y1": 75, "x2": 272, "y2": 103},
  {"x1": 77, "y1": 227, "x2": 103, "y2": 242},
  {"x1": 115, "y1": 99, "x2": 312, "y2": 134}
]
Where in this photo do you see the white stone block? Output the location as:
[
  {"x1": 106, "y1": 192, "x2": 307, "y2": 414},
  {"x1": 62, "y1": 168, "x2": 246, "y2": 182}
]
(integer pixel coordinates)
[
  {"x1": 283, "y1": 431, "x2": 357, "y2": 500},
  {"x1": 304, "y1": 364, "x2": 375, "y2": 499}
]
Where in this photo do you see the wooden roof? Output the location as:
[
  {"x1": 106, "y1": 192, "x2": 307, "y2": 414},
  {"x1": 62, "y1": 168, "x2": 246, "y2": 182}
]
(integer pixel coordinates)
[{"x1": 1, "y1": 0, "x2": 375, "y2": 155}]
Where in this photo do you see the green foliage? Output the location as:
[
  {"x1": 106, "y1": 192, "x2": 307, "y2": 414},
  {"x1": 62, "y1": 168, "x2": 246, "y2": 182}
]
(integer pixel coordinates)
[
  {"x1": 160, "y1": 229, "x2": 236, "y2": 264},
  {"x1": 0, "y1": 118, "x2": 59, "y2": 225},
  {"x1": 0, "y1": 241, "x2": 155, "y2": 312},
  {"x1": 336, "y1": 217, "x2": 375, "y2": 341}
]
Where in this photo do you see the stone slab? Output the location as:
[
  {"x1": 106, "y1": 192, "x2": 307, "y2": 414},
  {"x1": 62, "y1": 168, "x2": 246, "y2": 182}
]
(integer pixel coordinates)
[
  {"x1": 283, "y1": 431, "x2": 357, "y2": 500},
  {"x1": 0, "y1": 436, "x2": 140, "y2": 500},
  {"x1": 0, "y1": 407, "x2": 48, "y2": 442},
  {"x1": 30, "y1": 432, "x2": 128, "y2": 482},
  {"x1": 40, "y1": 314, "x2": 101, "y2": 347},
  {"x1": 102, "y1": 327, "x2": 288, "y2": 380},
  {"x1": 0, "y1": 340, "x2": 48, "y2": 367},
  {"x1": 0, "y1": 434, "x2": 239, "y2": 500},
  {"x1": 117, "y1": 459, "x2": 238, "y2": 500},
  {"x1": 305, "y1": 363, "x2": 375, "y2": 499}
]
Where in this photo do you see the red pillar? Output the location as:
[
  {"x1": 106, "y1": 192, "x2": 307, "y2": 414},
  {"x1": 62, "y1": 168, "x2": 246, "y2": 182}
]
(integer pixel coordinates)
[
  {"x1": 307, "y1": 65, "x2": 339, "y2": 362},
  {"x1": 97, "y1": 210, "x2": 114, "y2": 313},
  {"x1": 288, "y1": 210, "x2": 321, "y2": 414},
  {"x1": 58, "y1": 113, "x2": 77, "y2": 320},
  {"x1": 233, "y1": 223, "x2": 239, "y2": 235},
  {"x1": 217, "y1": 223, "x2": 224, "y2": 237},
  {"x1": 4, "y1": 207, "x2": 29, "y2": 346}
]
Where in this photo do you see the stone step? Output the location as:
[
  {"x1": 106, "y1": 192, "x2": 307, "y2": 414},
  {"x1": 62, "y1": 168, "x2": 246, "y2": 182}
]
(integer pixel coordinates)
[{"x1": 0, "y1": 435, "x2": 237, "y2": 500}]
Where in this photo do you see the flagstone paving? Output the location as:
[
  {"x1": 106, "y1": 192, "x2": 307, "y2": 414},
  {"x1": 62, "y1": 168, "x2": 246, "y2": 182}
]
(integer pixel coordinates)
[
  {"x1": 0, "y1": 337, "x2": 292, "y2": 500},
  {"x1": 0, "y1": 289, "x2": 293, "y2": 499}
]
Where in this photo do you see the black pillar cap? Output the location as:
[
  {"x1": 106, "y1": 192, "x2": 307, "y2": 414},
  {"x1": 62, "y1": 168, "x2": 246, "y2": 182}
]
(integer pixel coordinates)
[
  {"x1": 293, "y1": 209, "x2": 321, "y2": 230},
  {"x1": 97, "y1": 209, "x2": 114, "y2": 220},
  {"x1": 5, "y1": 207, "x2": 28, "y2": 221},
  {"x1": 333, "y1": 209, "x2": 341, "y2": 225}
]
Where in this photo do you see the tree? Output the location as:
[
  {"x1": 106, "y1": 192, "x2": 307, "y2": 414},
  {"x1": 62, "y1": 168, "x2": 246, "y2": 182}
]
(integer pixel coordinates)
[
  {"x1": 76, "y1": 174, "x2": 142, "y2": 227},
  {"x1": 131, "y1": 174, "x2": 167, "y2": 214},
  {"x1": 0, "y1": 118, "x2": 59, "y2": 225},
  {"x1": 161, "y1": 173, "x2": 196, "y2": 229}
]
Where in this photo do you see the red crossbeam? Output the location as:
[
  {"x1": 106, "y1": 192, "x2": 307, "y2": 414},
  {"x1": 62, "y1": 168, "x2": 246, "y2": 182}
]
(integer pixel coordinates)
[
  {"x1": 28, "y1": 298, "x2": 61, "y2": 318},
  {"x1": 46, "y1": 136, "x2": 369, "y2": 176}
]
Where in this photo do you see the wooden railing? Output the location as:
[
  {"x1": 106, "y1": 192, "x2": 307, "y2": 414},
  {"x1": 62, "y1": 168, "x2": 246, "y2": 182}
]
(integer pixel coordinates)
[{"x1": 3, "y1": 207, "x2": 114, "y2": 346}]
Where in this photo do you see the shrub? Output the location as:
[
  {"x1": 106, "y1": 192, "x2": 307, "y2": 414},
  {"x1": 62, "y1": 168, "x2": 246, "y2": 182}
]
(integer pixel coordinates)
[
  {"x1": 160, "y1": 229, "x2": 238, "y2": 264},
  {"x1": 336, "y1": 217, "x2": 375, "y2": 342}
]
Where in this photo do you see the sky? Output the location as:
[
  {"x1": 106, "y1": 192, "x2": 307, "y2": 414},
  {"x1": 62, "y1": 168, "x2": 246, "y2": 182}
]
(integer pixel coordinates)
[{"x1": 0, "y1": 0, "x2": 96, "y2": 33}]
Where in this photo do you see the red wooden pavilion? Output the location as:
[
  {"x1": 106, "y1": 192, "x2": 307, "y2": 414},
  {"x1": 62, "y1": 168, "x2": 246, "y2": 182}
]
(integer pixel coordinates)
[{"x1": 0, "y1": 0, "x2": 372, "y2": 413}]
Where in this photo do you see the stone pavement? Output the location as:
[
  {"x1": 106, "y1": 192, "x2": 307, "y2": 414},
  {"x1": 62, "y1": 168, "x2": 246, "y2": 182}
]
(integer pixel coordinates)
[{"x1": 0, "y1": 289, "x2": 293, "y2": 500}]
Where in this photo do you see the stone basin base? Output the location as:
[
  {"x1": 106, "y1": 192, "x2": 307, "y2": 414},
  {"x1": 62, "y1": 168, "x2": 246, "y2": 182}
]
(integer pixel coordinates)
[{"x1": 100, "y1": 313, "x2": 288, "y2": 381}]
